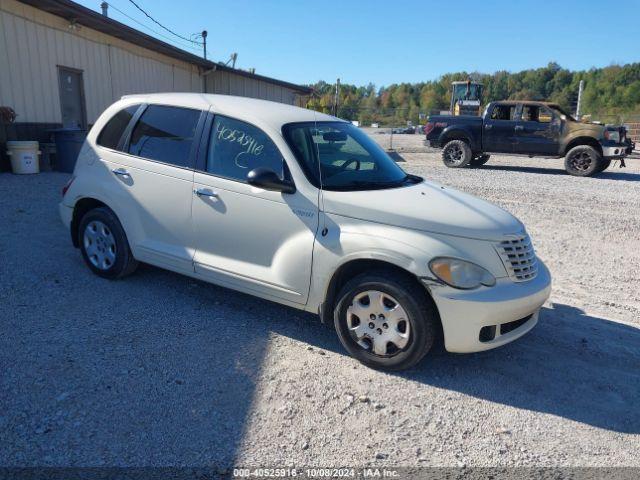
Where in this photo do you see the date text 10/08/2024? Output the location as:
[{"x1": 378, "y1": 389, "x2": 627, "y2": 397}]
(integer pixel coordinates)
[{"x1": 233, "y1": 467, "x2": 401, "y2": 478}]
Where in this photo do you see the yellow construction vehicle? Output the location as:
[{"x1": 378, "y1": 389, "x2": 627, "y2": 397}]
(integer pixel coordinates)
[{"x1": 450, "y1": 80, "x2": 484, "y2": 116}]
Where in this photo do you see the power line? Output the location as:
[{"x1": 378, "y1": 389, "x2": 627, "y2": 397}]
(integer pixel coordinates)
[
  {"x1": 125, "y1": 0, "x2": 203, "y2": 45},
  {"x1": 106, "y1": 2, "x2": 202, "y2": 54}
]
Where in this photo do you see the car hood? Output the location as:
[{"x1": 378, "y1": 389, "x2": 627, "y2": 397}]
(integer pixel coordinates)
[
  {"x1": 566, "y1": 121, "x2": 604, "y2": 137},
  {"x1": 322, "y1": 180, "x2": 524, "y2": 241}
]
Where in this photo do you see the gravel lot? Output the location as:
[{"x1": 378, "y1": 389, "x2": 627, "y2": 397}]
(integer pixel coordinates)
[{"x1": 1, "y1": 144, "x2": 639, "y2": 470}]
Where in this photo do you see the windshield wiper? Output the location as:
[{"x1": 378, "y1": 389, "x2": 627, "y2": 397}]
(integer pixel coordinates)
[{"x1": 347, "y1": 175, "x2": 417, "y2": 190}]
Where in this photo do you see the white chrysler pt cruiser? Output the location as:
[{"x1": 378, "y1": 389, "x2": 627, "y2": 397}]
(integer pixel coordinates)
[{"x1": 60, "y1": 93, "x2": 551, "y2": 370}]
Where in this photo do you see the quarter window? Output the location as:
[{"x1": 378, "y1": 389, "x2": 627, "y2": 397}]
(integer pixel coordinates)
[
  {"x1": 97, "y1": 105, "x2": 139, "y2": 150},
  {"x1": 207, "y1": 116, "x2": 283, "y2": 181},
  {"x1": 128, "y1": 105, "x2": 201, "y2": 167}
]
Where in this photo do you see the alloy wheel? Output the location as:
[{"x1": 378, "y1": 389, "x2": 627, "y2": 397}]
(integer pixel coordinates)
[
  {"x1": 444, "y1": 144, "x2": 464, "y2": 165},
  {"x1": 569, "y1": 151, "x2": 594, "y2": 172}
]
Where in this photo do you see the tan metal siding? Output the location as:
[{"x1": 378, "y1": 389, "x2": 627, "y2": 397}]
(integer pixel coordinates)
[
  {"x1": 0, "y1": 0, "x2": 306, "y2": 125},
  {"x1": 0, "y1": 0, "x2": 201, "y2": 124},
  {"x1": 204, "y1": 70, "x2": 300, "y2": 106}
]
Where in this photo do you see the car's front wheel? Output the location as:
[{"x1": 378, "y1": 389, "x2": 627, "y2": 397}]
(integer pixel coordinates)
[
  {"x1": 564, "y1": 145, "x2": 602, "y2": 177},
  {"x1": 78, "y1": 207, "x2": 138, "y2": 279},
  {"x1": 333, "y1": 270, "x2": 438, "y2": 370}
]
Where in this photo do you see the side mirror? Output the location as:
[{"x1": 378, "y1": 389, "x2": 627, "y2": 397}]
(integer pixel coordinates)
[{"x1": 247, "y1": 167, "x2": 296, "y2": 194}]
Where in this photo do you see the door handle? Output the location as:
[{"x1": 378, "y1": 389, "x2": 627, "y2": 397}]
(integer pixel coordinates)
[
  {"x1": 485, "y1": 124, "x2": 493, "y2": 130},
  {"x1": 112, "y1": 168, "x2": 130, "y2": 176},
  {"x1": 194, "y1": 188, "x2": 219, "y2": 198},
  {"x1": 514, "y1": 126, "x2": 524, "y2": 132}
]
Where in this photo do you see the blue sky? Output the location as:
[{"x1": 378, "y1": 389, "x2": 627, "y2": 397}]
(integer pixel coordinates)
[{"x1": 77, "y1": 0, "x2": 640, "y2": 87}]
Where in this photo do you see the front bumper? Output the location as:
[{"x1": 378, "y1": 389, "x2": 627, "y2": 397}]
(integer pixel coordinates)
[
  {"x1": 426, "y1": 260, "x2": 551, "y2": 353},
  {"x1": 602, "y1": 143, "x2": 630, "y2": 158}
]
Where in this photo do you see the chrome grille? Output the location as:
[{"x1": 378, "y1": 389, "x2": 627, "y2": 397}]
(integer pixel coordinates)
[{"x1": 495, "y1": 234, "x2": 538, "y2": 282}]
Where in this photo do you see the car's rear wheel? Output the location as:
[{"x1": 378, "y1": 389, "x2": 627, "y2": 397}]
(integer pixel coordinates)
[
  {"x1": 333, "y1": 270, "x2": 438, "y2": 370},
  {"x1": 78, "y1": 207, "x2": 138, "y2": 279},
  {"x1": 470, "y1": 153, "x2": 490, "y2": 166},
  {"x1": 442, "y1": 140, "x2": 472, "y2": 168},
  {"x1": 564, "y1": 145, "x2": 602, "y2": 177}
]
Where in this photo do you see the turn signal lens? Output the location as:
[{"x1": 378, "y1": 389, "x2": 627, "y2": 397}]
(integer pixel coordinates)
[
  {"x1": 429, "y1": 257, "x2": 496, "y2": 290},
  {"x1": 424, "y1": 122, "x2": 435, "y2": 135}
]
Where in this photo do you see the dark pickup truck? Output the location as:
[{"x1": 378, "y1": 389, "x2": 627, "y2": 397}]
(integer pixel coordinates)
[{"x1": 425, "y1": 101, "x2": 634, "y2": 176}]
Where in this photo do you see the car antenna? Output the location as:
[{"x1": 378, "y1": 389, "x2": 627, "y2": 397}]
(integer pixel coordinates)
[{"x1": 313, "y1": 109, "x2": 328, "y2": 237}]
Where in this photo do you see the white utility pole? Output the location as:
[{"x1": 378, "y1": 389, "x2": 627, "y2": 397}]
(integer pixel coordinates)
[{"x1": 576, "y1": 80, "x2": 584, "y2": 120}]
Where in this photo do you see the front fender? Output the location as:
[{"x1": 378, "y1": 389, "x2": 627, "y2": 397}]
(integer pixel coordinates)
[{"x1": 305, "y1": 214, "x2": 508, "y2": 314}]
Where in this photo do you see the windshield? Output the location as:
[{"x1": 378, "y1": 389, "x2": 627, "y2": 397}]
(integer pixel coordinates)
[
  {"x1": 452, "y1": 83, "x2": 482, "y2": 101},
  {"x1": 549, "y1": 105, "x2": 576, "y2": 121},
  {"x1": 282, "y1": 121, "x2": 420, "y2": 191}
]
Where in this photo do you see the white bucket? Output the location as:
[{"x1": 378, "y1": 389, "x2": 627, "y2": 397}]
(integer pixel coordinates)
[{"x1": 7, "y1": 141, "x2": 41, "y2": 174}]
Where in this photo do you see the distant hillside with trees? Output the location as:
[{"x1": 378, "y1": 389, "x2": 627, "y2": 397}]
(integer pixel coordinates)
[{"x1": 306, "y1": 62, "x2": 640, "y2": 125}]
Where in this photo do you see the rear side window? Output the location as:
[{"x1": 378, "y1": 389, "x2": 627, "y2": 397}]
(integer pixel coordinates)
[
  {"x1": 206, "y1": 115, "x2": 284, "y2": 182},
  {"x1": 490, "y1": 104, "x2": 516, "y2": 121},
  {"x1": 128, "y1": 105, "x2": 201, "y2": 167},
  {"x1": 97, "y1": 105, "x2": 139, "y2": 150}
]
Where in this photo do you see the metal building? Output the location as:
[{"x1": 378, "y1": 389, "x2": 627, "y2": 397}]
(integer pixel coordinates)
[{"x1": 0, "y1": 0, "x2": 311, "y2": 162}]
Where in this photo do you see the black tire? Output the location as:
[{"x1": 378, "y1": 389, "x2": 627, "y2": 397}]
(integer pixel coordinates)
[
  {"x1": 597, "y1": 158, "x2": 612, "y2": 172},
  {"x1": 470, "y1": 153, "x2": 490, "y2": 166},
  {"x1": 564, "y1": 145, "x2": 602, "y2": 177},
  {"x1": 442, "y1": 140, "x2": 472, "y2": 168},
  {"x1": 333, "y1": 270, "x2": 438, "y2": 371},
  {"x1": 78, "y1": 207, "x2": 138, "y2": 279}
]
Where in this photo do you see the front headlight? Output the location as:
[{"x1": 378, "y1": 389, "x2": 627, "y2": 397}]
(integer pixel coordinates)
[
  {"x1": 605, "y1": 130, "x2": 620, "y2": 142},
  {"x1": 429, "y1": 257, "x2": 496, "y2": 289}
]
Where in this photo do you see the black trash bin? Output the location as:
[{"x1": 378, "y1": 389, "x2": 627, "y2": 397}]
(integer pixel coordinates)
[{"x1": 51, "y1": 128, "x2": 87, "y2": 173}]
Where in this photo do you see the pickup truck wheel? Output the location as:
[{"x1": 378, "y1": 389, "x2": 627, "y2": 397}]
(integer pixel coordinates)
[
  {"x1": 442, "y1": 140, "x2": 472, "y2": 168},
  {"x1": 470, "y1": 154, "x2": 490, "y2": 166},
  {"x1": 333, "y1": 270, "x2": 437, "y2": 371},
  {"x1": 564, "y1": 145, "x2": 602, "y2": 177}
]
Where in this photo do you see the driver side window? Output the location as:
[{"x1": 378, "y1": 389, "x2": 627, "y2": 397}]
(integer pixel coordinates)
[
  {"x1": 207, "y1": 115, "x2": 284, "y2": 182},
  {"x1": 522, "y1": 105, "x2": 553, "y2": 123}
]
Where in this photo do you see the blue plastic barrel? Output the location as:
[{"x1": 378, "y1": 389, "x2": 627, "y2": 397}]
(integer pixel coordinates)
[{"x1": 51, "y1": 129, "x2": 87, "y2": 173}]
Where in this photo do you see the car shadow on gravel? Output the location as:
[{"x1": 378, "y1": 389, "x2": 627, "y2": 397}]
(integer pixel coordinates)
[
  {"x1": 479, "y1": 164, "x2": 640, "y2": 181},
  {"x1": 170, "y1": 280, "x2": 640, "y2": 436},
  {"x1": 386, "y1": 151, "x2": 407, "y2": 162},
  {"x1": 241, "y1": 290, "x2": 640, "y2": 434},
  {"x1": 396, "y1": 303, "x2": 640, "y2": 434}
]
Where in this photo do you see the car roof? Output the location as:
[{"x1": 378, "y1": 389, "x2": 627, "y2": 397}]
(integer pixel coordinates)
[{"x1": 118, "y1": 93, "x2": 341, "y2": 132}]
